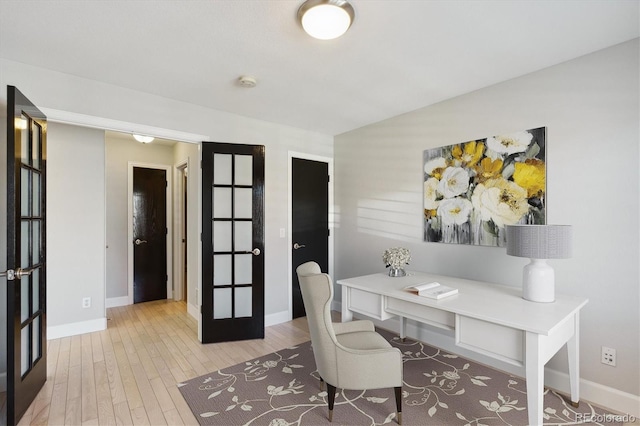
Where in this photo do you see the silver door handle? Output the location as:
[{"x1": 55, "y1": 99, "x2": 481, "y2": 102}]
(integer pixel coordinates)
[
  {"x1": 1, "y1": 267, "x2": 36, "y2": 280},
  {"x1": 134, "y1": 238, "x2": 148, "y2": 245},
  {"x1": 251, "y1": 248, "x2": 261, "y2": 256},
  {"x1": 293, "y1": 243, "x2": 306, "y2": 250}
]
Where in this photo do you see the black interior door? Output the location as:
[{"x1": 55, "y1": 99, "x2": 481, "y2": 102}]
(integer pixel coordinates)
[
  {"x1": 201, "y1": 142, "x2": 265, "y2": 343},
  {"x1": 133, "y1": 167, "x2": 167, "y2": 303},
  {"x1": 291, "y1": 158, "x2": 329, "y2": 318},
  {"x1": 5, "y1": 85, "x2": 47, "y2": 425}
]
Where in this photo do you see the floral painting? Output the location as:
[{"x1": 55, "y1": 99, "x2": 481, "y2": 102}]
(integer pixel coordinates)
[{"x1": 423, "y1": 127, "x2": 546, "y2": 247}]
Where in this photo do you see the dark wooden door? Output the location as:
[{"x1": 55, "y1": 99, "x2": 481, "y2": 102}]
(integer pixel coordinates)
[
  {"x1": 202, "y1": 142, "x2": 265, "y2": 343},
  {"x1": 133, "y1": 167, "x2": 167, "y2": 303},
  {"x1": 5, "y1": 85, "x2": 47, "y2": 425},
  {"x1": 291, "y1": 158, "x2": 329, "y2": 318}
]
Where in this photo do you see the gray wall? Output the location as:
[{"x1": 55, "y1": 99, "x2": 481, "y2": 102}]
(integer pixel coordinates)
[
  {"x1": 47, "y1": 123, "x2": 106, "y2": 327},
  {"x1": 334, "y1": 39, "x2": 639, "y2": 399}
]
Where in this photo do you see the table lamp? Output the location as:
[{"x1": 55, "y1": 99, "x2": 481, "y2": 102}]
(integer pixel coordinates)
[{"x1": 505, "y1": 224, "x2": 573, "y2": 303}]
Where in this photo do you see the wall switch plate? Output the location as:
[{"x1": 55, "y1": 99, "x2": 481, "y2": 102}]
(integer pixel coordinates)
[
  {"x1": 82, "y1": 297, "x2": 91, "y2": 308},
  {"x1": 601, "y1": 346, "x2": 616, "y2": 366}
]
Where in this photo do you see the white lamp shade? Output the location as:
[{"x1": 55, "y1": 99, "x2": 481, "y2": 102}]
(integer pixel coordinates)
[
  {"x1": 298, "y1": 0, "x2": 355, "y2": 40},
  {"x1": 506, "y1": 225, "x2": 572, "y2": 259}
]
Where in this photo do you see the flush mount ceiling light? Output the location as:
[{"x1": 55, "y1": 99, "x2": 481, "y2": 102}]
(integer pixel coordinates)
[
  {"x1": 133, "y1": 134, "x2": 154, "y2": 144},
  {"x1": 297, "y1": 0, "x2": 355, "y2": 40}
]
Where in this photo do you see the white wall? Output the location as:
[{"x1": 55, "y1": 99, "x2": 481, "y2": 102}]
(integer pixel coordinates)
[
  {"x1": 47, "y1": 123, "x2": 106, "y2": 334},
  {"x1": 0, "y1": 57, "x2": 333, "y2": 336},
  {"x1": 105, "y1": 136, "x2": 175, "y2": 300},
  {"x1": 334, "y1": 39, "x2": 639, "y2": 407}
]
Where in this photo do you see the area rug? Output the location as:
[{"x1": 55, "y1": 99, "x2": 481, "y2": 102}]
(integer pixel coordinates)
[{"x1": 178, "y1": 329, "x2": 621, "y2": 425}]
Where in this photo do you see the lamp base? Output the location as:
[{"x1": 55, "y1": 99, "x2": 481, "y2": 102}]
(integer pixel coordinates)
[{"x1": 522, "y1": 259, "x2": 555, "y2": 303}]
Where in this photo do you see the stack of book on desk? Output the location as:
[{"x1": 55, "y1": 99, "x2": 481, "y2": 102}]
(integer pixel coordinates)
[{"x1": 405, "y1": 281, "x2": 458, "y2": 299}]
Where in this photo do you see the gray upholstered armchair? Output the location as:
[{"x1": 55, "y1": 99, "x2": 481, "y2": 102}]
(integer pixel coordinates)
[{"x1": 296, "y1": 261, "x2": 404, "y2": 424}]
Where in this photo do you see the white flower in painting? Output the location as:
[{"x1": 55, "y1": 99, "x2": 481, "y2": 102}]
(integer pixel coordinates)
[
  {"x1": 437, "y1": 198, "x2": 472, "y2": 225},
  {"x1": 471, "y1": 178, "x2": 529, "y2": 227},
  {"x1": 437, "y1": 167, "x2": 470, "y2": 198},
  {"x1": 486, "y1": 131, "x2": 533, "y2": 155},
  {"x1": 268, "y1": 419, "x2": 289, "y2": 426},
  {"x1": 263, "y1": 360, "x2": 278, "y2": 368},
  {"x1": 424, "y1": 157, "x2": 447, "y2": 176},
  {"x1": 443, "y1": 371, "x2": 461, "y2": 380},
  {"x1": 423, "y1": 178, "x2": 440, "y2": 210}
]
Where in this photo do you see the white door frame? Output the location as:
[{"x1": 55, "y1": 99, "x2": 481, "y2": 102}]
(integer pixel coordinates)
[
  {"x1": 128, "y1": 162, "x2": 173, "y2": 305},
  {"x1": 173, "y1": 160, "x2": 189, "y2": 302},
  {"x1": 287, "y1": 151, "x2": 334, "y2": 320}
]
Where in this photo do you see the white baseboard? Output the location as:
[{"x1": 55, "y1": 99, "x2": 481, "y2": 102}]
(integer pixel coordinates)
[
  {"x1": 187, "y1": 302, "x2": 199, "y2": 321},
  {"x1": 0, "y1": 371, "x2": 6, "y2": 392},
  {"x1": 332, "y1": 300, "x2": 640, "y2": 418},
  {"x1": 106, "y1": 296, "x2": 130, "y2": 308},
  {"x1": 265, "y1": 310, "x2": 290, "y2": 327},
  {"x1": 47, "y1": 317, "x2": 107, "y2": 340}
]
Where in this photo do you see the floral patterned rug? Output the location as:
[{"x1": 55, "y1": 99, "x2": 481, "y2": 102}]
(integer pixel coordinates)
[{"x1": 178, "y1": 329, "x2": 620, "y2": 425}]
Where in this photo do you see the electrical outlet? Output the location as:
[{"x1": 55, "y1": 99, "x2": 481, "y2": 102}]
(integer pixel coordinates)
[
  {"x1": 82, "y1": 297, "x2": 91, "y2": 309},
  {"x1": 601, "y1": 346, "x2": 616, "y2": 366}
]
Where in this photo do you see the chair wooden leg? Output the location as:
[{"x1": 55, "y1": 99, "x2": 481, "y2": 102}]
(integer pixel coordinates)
[
  {"x1": 319, "y1": 377, "x2": 325, "y2": 391},
  {"x1": 326, "y1": 383, "x2": 337, "y2": 422},
  {"x1": 394, "y1": 386, "x2": 403, "y2": 425}
]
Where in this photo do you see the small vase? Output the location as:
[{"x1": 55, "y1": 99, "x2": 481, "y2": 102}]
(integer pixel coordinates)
[{"x1": 388, "y1": 267, "x2": 406, "y2": 277}]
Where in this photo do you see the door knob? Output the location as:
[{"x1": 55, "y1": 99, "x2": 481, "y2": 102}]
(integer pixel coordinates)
[
  {"x1": 293, "y1": 243, "x2": 306, "y2": 250},
  {"x1": 251, "y1": 248, "x2": 261, "y2": 256},
  {"x1": 134, "y1": 238, "x2": 148, "y2": 245}
]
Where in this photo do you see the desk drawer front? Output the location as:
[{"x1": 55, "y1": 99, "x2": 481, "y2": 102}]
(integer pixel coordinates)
[
  {"x1": 385, "y1": 298, "x2": 455, "y2": 330},
  {"x1": 456, "y1": 316, "x2": 524, "y2": 366},
  {"x1": 348, "y1": 288, "x2": 394, "y2": 321}
]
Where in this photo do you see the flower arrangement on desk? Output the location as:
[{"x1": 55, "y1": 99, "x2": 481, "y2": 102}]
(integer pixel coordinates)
[{"x1": 383, "y1": 247, "x2": 411, "y2": 277}]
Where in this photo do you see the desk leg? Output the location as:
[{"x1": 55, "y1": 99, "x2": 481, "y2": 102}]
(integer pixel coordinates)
[
  {"x1": 567, "y1": 313, "x2": 580, "y2": 407},
  {"x1": 399, "y1": 316, "x2": 406, "y2": 341},
  {"x1": 341, "y1": 286, "x2": 353, "y2": 322},
  {"x1": 525, "y1": 332, "x2": 544, "y2": 426}
]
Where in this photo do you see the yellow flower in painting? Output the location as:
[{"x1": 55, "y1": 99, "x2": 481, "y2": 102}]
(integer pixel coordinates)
[
  {"x1": 475, "y1": 157, "x2": 504, "y2": 182},
  {"x1": 471, "y1": 178, "x2": 529, "y2": 227},
  {"x1": 513, "y1": 159, "x2": 545, "y2": 198},
  {"x1": 452, "y1": 141, "x2": 485, "y2": 167}
]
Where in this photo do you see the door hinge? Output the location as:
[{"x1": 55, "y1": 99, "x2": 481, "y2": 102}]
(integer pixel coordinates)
[
  {"x1": 166, "y1": 274, "x2": 168, "y2": 281},
  {"x1": 328, "y1": 229, "x2": 331, "y2": 236},
  {"x1": 328, "y1": 175, "x2": 330, "y2": 183},
  {"x1": 166, "y1": 228, "x2": 168, "y2": 235}
]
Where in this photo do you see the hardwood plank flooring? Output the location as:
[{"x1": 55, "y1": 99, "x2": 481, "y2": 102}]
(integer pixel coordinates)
[{"x1": 13, "y1": 300, "x2": 311, "y2": 425}]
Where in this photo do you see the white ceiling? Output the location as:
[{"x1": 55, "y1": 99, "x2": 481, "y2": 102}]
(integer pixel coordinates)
[{"x1": 1, "y1": 1, "x2": 637, "y2": 136}]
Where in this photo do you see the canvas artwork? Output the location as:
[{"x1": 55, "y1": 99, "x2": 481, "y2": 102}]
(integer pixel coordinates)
[{"x1": 423, "y1": 127, "x2": 546, "y2": 247}]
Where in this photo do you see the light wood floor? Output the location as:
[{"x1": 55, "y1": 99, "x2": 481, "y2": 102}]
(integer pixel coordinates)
[{"x1": 14, "y1": 300, "x2": 312, "y2": 426}]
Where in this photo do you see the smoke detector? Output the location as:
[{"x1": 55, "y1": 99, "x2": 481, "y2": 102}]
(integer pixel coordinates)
[{"x1": 238, "y1": 75, "x2": 257, "y2": 88}]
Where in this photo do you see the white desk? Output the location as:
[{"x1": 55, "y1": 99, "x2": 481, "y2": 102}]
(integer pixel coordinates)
[{"x1": 337, "y1": 271, "x2": 588, "y2": 426}]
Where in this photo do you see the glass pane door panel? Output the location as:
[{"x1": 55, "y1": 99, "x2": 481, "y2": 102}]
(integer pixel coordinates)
[
  {"x1": 213, "y1": 154, "x2": 232, "y2": 185},
  {"x1": 212, "y1": 188, "x2": 231, "y2": 218},
  {"x1": 32, "y1": 221, "x2": 40, "y2": 263},
  {"x1": 21, "y1": 168, "x2": 30, "y2": 216},
  {"x1": 234, "y1": 254, "x2": 252, "y2": 284},
  {"x1": 32, "y1": 316, "x2": 40, "y2": 362},
  {"x1": 32, "y1": 269, "x2": 39, "y2": 312},
  {"x1": 33, "y1": 173, "x2": 40, "y2": 215},
  {"x1": 234, "y1": 222, "x2": 252, "y2": 252},
  {"x1": 213, "y1": 255, "x2": 231, "y2": 286},
  {"x1": 234, "y1": 188, "x2": 252, "y2": 218},
  {"x1": 234, "y1": 155, "x2": 253, "y2": 186},
  {"x1": 20, "y1": 114, "x2": 28, "y2": 164},
  {"x1": 213, "y1": 222, "x2": 232, "y2": 252},
  {"x1": 213, "y1": 288, "x2": 232, "y2": 319},
  {"x1": 21, "y1": 280, "x2": 29, "y2": 322},
  {"x1": 235, "y1": 287, "x2": 252, "y2": 318},
  {"x1": 21, "y1": 326, "x2": 29, "y2": 375},
  {"x1": 32, "y1": 122, "x2": 40, "y2": 169},
  {"x1": 21, "y1": 221, "x2": 29, "y2": 268}
]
